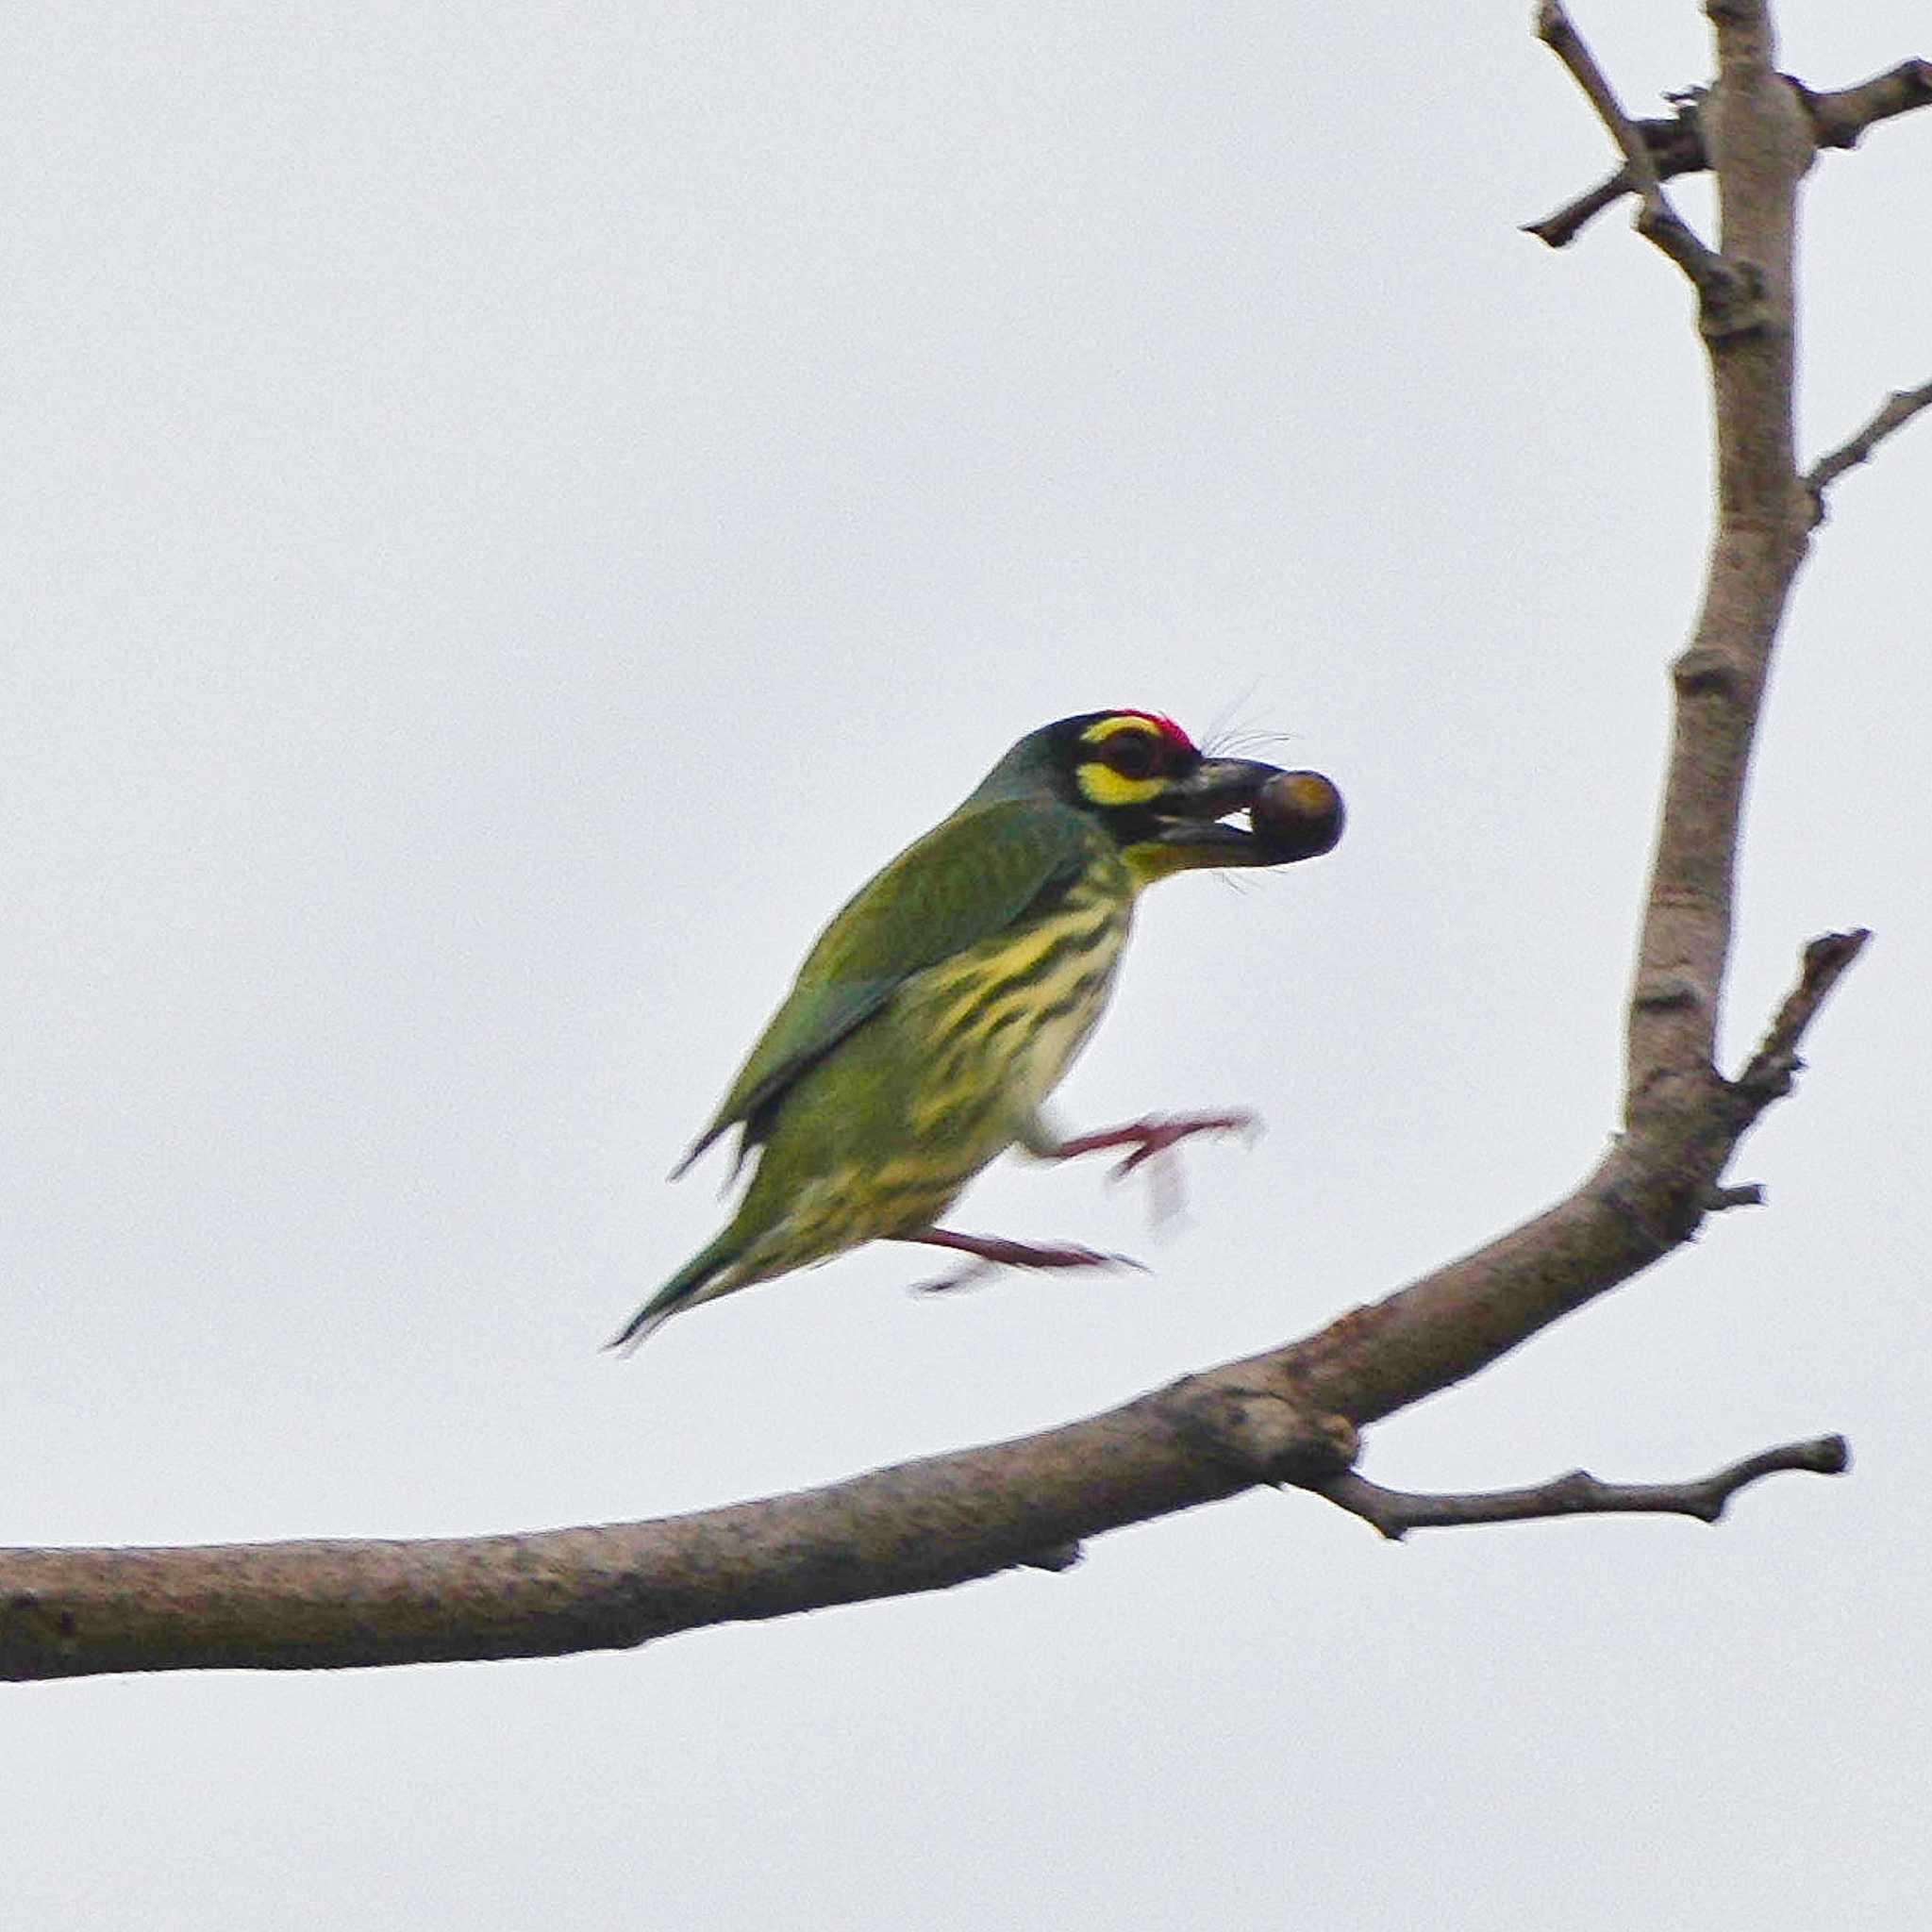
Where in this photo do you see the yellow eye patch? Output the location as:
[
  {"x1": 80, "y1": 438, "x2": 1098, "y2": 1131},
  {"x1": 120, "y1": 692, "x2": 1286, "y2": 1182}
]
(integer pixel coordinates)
[{"x1": 1074, "y1": 761, "x2": 1168, "y2": 808}]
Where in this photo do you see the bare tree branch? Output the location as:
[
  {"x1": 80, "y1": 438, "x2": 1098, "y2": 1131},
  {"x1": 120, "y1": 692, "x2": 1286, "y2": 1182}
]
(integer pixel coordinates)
[
  {"x1": 1526, "y1": 58, "x2": 1932, "y2": 248},
  {"x1": 1532, "y1": 2, "x2": 1746, "y2": 311},
  {"x1": 0, "y1": 930, "x2": 1863, "y2": 1683},
  {"x1": 1730, "y1": 928, "x2": 1874, "y2": 1114},
  {"x1": 0, "y1": 0, "x2": 1902, "y2": 1683},
  {"x1": 1807, "y1": 381, "x2": 1932, "y2": 521},
  {"x1": 1623, "y1": 0, "x2": 1815, "y2": 1114},
  {"x1": 1524, "y1": 102, "x2": 1707, "y2": 249},
  {"x1": 1800, "y1": 58, "x2": 1932, "y2": 151},
  {"x1": 1313, "y1": 1435, "x2": 1849, "y2": 1541}
]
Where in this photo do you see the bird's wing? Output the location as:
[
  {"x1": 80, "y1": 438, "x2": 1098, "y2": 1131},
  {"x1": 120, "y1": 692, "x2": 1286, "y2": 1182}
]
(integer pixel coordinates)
[{"x1": 674, "y1": 797, "x2": 1097, "y2": 1174}]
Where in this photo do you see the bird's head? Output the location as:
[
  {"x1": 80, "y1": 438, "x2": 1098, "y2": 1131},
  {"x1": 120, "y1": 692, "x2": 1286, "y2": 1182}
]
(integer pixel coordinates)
[{"x1": 972, "y1": 709, "x2": 1341, "y2": 881}]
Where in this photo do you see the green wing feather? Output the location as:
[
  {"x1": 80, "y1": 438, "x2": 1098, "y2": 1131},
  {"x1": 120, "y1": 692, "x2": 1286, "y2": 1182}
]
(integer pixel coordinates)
[{"x1": 675, "y1": 796, "x2": 1099, "y2": 1174}]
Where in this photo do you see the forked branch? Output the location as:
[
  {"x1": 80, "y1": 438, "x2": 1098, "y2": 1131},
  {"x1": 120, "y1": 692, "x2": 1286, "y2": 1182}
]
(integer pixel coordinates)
[
  {"x1": 1527, "y1": 57, "x2": 1932, "y2": 248},
  {"x1": 1532, "y1": 2, "x2": 1743, "y2": 308}
]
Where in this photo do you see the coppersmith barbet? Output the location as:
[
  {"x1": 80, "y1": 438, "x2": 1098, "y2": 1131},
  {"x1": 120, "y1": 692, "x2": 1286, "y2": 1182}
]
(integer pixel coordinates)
[{"x1": 612, "y1": 708, "x2": 1341, "y2": 1347}]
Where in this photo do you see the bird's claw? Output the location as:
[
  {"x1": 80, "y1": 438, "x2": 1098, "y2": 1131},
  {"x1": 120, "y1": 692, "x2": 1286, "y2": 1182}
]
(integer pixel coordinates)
[
  {"x1": 1051, "y1": 1110, "x2": 1261, "y2": 1178},
  {"x1": 1044, "y1": 1109, "x2": 1262, "y2": 1224}
]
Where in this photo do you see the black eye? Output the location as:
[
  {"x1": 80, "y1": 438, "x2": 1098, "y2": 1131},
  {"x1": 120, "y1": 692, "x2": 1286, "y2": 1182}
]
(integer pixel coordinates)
[{"x1": 1103, "y1": 733, "x2": 1160, "y2": 779}]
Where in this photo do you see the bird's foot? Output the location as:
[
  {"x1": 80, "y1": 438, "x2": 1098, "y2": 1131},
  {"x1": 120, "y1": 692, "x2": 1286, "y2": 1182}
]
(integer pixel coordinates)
[
  {"x1": 900, "y1": 1226, "x2": 1144, "y2": 1295},
  {"x1": 1043, "y1": 1109, "x2": 1260, "y2": 1224},
  {"x1": 1045, "y1": 1109, "x2": 1260, "y2": 1176}
]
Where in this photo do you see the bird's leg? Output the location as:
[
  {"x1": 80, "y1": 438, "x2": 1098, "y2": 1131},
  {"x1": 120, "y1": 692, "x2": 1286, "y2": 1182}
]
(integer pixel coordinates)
[
  {"x1": 1017, "y1": 1107, "x2": 1260, "y2": 1222},
  {"x1": 1036, "y1": 1110, "x2": 1260, "y2": 1174},
  {"x1": 898, "y1": 1226, "x2": 1141, "y2": 1295}
]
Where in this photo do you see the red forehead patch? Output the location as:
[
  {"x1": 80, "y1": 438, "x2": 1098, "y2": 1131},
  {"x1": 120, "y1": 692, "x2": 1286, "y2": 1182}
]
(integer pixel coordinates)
[{"x1": 1111, "y1": 709, "x2": 1195, "y2": 750}]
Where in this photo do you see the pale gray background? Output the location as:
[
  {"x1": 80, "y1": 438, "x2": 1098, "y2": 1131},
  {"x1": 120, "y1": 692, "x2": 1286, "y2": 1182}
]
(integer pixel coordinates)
[{"x1": 6, "y1": 6, "x2": 1928, "y2": 1927}]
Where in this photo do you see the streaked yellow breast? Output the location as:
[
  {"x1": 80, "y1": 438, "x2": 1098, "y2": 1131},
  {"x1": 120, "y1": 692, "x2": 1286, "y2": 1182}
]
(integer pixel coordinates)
[{"x1": 905, "y1": 855, "x2": 1133, "y2": 1141}]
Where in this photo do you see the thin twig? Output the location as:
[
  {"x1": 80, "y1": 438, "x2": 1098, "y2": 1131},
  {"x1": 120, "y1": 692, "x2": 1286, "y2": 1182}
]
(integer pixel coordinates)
[
  {"x1": 1806, "y1": 382, "x2": 1932, "y2": 521},
  {"x1": 1533, "y1": 2, "x2": 1738, "y2": 300},
  {"x1": 1536, "y1": 4, "x2": 1673, "y2": 202},
  {"x1": 1312, "y1": 1435, "x2": 1848, "y2": 1541},
  {"x1": 1730, "y1": 928, "x2": 1873, "y2": 1114},
  {"x1": 1702, "y1": 1181, "x2": 1765, "y2": 1211}
]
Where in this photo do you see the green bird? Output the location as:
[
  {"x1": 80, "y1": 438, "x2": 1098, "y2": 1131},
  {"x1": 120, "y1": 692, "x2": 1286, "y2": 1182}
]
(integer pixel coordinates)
[{"x1": 612, "y1": 708, "x2": 1341, "y2": 1349}]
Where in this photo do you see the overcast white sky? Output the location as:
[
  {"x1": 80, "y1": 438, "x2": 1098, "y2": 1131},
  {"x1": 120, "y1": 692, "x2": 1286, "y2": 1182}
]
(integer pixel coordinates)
[{"x1": 6, "y1": 5, "x2": 1929, "y2": 1927}]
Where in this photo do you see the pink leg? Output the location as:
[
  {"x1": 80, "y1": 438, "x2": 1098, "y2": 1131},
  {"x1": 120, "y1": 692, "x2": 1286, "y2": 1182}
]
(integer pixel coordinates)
[
  {"x1": 1044, "y1": 1110, "x2": 1259, "y2": 1177},
  {"x1": 1041, "y1": 1110, "x2": 1260, "y2": 1224},
  {"x1": 897, "y1": 1226, "x2": 1143, "y2": 1295}
]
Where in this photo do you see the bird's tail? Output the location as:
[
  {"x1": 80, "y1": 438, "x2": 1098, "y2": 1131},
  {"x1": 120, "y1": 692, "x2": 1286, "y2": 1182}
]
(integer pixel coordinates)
[{"x1": 606, "y1": 1230, "x2": 745, "y2": 1355}]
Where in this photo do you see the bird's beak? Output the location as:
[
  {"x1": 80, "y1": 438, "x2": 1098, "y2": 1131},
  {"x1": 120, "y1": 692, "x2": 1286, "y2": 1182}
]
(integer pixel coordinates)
[
  {"x1": 1160, "y1": 756, "x2": 1285, "y2": 823},
  {"x1": 1142, "y1": 757, "x2": 1284, "y2": 864}
]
